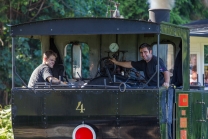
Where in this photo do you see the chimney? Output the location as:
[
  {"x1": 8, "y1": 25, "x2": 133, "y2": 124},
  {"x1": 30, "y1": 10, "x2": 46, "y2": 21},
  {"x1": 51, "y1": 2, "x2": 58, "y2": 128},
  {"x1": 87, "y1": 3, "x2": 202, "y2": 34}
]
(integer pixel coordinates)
[{"x1": 149, "y1": 9, "x2": 170, "y2": 23}]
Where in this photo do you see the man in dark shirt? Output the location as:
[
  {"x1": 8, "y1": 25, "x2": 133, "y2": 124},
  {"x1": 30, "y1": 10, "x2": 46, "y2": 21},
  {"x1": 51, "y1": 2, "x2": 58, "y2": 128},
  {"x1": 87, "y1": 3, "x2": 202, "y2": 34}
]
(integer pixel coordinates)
[
  {"x1": 110, "y1": 43, "x2": 170, "y2": 88},
  {"x1": 28, "y1": 50, "x2": 65, "y2": 87}
]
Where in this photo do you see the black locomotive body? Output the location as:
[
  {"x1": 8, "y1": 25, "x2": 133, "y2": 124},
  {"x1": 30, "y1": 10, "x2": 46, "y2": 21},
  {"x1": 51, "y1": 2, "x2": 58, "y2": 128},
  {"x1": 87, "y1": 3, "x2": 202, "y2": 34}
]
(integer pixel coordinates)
[{"x1": 11, "y1": 18, "x2": 198, "y2": 139}]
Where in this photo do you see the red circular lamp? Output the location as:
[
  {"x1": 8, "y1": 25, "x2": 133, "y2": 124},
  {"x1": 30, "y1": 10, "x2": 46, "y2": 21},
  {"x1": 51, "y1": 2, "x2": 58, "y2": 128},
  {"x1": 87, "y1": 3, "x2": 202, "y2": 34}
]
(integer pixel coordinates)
[{"x1": 72, "y1": 124, "x2": 96, "y2": 139}]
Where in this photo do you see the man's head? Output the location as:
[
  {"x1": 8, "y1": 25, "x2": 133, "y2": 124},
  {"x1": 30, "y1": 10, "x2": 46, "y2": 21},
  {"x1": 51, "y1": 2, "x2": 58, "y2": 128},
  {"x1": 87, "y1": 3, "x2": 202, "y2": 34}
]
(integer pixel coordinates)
[
  {"x1": 139, "y1": 43, "x2": 153, "y2": 62},
  {"x1": 43, "y1": 50, "x2": 57, "y2": 68}
]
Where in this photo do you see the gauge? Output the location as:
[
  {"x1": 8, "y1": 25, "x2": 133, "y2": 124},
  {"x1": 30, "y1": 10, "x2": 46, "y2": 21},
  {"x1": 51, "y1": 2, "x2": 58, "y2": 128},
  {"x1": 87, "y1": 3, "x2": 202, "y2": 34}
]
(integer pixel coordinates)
[{"x1": 109, "y1": 43, "x2": 119, "y2": 52}]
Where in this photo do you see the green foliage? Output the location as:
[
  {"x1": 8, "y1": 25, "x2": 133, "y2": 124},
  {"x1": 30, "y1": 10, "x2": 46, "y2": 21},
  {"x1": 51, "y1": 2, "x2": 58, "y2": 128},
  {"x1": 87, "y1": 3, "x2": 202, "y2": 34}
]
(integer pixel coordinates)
[
  {"x1": 1, "y1": 0, "x2": 107, "y2": 24},
  {"x1": 0, "y1": 105, "x2": 13, "y2": 139},
  {"x1": 118, "y1": 0, "x2": 149, "y2": 20},
  {"x1": 15, "y1": 38, "x2": 41, "y2": 86},
  {"x1": 64, "y1": 44, "x2": 72, "y2": 79},
  {"x1": 85, "y1": 0, "x2": 107, "y2": 17},
  {"x1": 0, "y1": 47, "x2": 12, "y2": 90},
  {"x1": 81, "y1": 43, "x2": 90, "y2": 78},
  {"x1": 204, "y1": 45, "x2": 208, "y2": 63}
]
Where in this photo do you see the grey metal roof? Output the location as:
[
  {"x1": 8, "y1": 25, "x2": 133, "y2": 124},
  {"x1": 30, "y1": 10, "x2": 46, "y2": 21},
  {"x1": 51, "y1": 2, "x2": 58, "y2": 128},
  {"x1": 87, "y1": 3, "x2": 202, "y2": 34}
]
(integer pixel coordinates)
[
  {"x1": 183, "y1": 19, "x2": 208, "y2": 37},
  {"x1": 10, "y1": 18, "x2": 160, "y2": 36}
]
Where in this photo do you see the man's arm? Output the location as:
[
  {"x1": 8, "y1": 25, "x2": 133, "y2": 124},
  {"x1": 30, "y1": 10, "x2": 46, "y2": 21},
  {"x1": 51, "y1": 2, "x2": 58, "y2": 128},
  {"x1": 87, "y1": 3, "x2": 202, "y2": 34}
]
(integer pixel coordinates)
[
  {"x1": 47, "y1": 76, "x2": 66, "y2": 85},
  {"x1": 110, "y1": 58, "x2": 133, "y2": 68},
  {"x1": 163, "y1": 71, "x2": 170, "y2": 88}
]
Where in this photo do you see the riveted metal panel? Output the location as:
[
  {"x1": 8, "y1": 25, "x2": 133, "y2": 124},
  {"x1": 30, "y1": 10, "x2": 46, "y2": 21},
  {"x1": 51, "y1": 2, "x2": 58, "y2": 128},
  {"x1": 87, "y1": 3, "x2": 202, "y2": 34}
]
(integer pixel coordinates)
[
  {"x1": 12, "y1": 88, "x2": 162, "y2": 139},
  {"x1": 12, "y1": 89, "x2": 43, "y2": 116},
  {"x1": 44, "y1": 89, "x2": 118, "y2": 116},
  {"x1": 12, "y1": 89, "x2": 118, "y2": 116},
  {"x1": 119, "y1": 89, "x2": 159, "y2": 115}
]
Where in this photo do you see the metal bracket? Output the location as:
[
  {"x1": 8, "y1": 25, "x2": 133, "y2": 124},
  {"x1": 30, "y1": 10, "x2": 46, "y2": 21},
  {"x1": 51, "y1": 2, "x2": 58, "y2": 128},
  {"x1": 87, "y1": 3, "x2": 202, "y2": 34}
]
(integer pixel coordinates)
[
  {"x1": 196, "y1": 101, "x2": 205, "y2": 104},
  {"x1": 196, "y1": 119, "x2": 206, "y2": 122}
]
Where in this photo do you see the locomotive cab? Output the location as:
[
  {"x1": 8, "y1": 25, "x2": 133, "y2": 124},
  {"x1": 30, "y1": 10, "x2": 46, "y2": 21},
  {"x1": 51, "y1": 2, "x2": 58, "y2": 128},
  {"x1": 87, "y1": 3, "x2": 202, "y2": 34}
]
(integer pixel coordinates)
[{"x1": 11, "y1": 18, "x2": 191, "y2": 139}]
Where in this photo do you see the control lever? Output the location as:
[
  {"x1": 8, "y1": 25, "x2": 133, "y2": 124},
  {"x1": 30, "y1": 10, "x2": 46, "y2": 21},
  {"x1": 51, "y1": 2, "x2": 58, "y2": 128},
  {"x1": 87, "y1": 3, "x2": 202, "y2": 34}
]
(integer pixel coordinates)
[
  {"x1": 112, "y1": 51, "x2": 119, "y2": 59},
  {"x1": 77, "y1": 72, "x2": 86, "y2": 83}
]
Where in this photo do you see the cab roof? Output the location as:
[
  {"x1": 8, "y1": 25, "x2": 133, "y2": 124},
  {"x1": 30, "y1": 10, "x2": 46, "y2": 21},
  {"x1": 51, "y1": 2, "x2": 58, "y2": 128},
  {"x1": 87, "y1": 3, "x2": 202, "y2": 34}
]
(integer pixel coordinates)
[{"x1": 10, "y1": 18, "x2": 160, "y2": 36}]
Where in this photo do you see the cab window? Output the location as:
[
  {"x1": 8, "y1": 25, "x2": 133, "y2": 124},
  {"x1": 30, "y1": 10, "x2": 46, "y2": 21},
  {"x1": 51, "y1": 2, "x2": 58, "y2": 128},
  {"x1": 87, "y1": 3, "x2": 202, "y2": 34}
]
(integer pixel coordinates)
[{"x1": 64, "y1": 43, "x2": 90, "y2": 79}]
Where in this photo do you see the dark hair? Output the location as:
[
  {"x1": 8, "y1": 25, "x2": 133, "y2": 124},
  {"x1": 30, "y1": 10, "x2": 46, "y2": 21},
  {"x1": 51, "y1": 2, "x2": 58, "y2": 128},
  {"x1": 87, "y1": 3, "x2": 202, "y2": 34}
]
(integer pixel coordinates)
[
  {"x1": 192, "y1": 65, "x2": 197, "y2": 72},
  {"x1": 139, "y1": 43, "x2": 152, "y2": 51},
  {"x1": 43, "y1": 50, "x2": 57, "y2": 59}
]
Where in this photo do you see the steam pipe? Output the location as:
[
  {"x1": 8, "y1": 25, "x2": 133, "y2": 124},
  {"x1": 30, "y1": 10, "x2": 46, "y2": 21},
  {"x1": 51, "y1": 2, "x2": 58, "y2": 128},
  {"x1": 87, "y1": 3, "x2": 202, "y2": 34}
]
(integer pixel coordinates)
[{"x1": 149, "y1": 9, "x2": 170, "y2": 23}]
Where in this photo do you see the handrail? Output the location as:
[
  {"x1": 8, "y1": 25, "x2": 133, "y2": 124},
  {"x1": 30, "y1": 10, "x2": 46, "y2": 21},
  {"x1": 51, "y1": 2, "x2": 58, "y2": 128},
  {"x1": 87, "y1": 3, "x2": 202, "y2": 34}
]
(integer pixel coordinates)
[
  {"x1": 14, "y1": 66, "x2": 28, "y2": 88},
  {"x1": 143, "y1": 69, "x2": 158, "y2": 89}
]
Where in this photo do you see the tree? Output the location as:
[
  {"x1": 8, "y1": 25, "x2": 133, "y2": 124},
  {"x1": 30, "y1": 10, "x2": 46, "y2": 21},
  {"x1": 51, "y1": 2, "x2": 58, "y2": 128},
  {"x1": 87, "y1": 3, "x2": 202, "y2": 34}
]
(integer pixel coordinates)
[
  {"x1": 117, "y1": 0, "x2": 149, "y2": 20},
  {"x1": 117, "y1": 0, "x2": 208, "y2": 25}
]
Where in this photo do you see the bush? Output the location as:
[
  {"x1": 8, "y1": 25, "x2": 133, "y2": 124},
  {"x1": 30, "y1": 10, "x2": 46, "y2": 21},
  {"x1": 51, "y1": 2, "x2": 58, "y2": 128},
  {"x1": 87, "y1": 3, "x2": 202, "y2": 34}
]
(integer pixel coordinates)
[{"x1": 0, "y1": 105, "x2": 13, "y2": 139}]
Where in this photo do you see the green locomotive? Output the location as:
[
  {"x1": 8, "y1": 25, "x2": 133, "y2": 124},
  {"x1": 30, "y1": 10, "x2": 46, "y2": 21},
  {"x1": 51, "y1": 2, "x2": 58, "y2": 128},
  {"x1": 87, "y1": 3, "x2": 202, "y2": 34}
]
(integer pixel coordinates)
[{"x1": 10, "y1": 14, "x2": 205, "y2": 139}]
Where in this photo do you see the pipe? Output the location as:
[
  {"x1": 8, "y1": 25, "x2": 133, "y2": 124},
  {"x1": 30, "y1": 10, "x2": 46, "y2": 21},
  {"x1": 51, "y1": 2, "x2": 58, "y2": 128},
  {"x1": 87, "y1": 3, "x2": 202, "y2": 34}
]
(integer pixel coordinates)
[
  {"x1": 149, "y1": 9, "x2": 170, "y2": 23},
  {"x1": 12, "y1": 37, "x2": 15, "y2": 89},
  {"x1": 157, "y1": 34, "x2": 160, "y2": 88}
]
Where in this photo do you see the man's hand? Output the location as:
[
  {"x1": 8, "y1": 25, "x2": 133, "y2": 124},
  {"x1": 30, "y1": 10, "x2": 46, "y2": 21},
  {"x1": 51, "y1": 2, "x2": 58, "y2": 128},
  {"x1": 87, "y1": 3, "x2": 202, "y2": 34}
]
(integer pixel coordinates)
[
  {"x1": 47, "y1": 76, "x2": 67, "y2": 85},
  {"x1": 109, "y1": 58, "x2": 132, "y2": 68},
  {"x1": 109, "y1": 58, "x2": 117, "y2": 64},
  {"x1": 163, "y1": 82, "x2": 169, "y2": 89},
  {"x1": 60, "y1": 81, "x2": 67, "y2": 85}
]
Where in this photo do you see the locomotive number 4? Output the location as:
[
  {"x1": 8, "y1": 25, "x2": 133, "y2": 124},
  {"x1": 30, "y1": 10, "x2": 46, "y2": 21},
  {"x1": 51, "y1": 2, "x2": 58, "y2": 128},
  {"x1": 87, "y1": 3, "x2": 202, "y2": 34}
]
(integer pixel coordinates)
[{"x1": 76, "y1": 101, "x2": 85, "y2": 113}]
